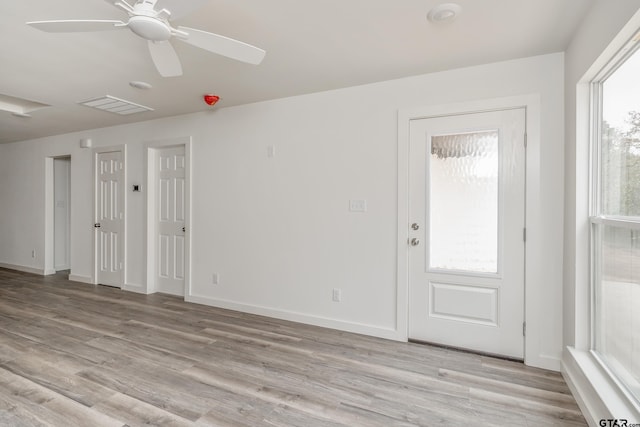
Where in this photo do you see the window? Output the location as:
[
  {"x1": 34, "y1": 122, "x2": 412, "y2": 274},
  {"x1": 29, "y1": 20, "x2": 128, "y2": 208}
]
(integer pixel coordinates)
[{"x1": 591, "y1": 39, "x2": 640, "y2": 405}]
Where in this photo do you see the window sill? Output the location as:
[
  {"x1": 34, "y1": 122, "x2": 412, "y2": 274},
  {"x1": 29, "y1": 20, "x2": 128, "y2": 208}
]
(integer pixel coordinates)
[{"x1": 562, "y1": 346, "x2": 640, "y2": 426}]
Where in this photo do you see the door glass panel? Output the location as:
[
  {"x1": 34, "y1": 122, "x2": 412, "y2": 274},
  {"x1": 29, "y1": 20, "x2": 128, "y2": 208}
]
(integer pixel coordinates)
[{"x1": 429, "y1": 130, "x2": 499, "y2": 273}]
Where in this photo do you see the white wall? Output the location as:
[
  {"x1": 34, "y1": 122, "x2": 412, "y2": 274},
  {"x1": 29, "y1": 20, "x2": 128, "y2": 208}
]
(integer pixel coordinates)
[
  {"x1": 0, "y1": 53, "x2": 564, "y2": 367},
  {"x1": 563, "y1": 0, "x2": 640, "y2": 423}
]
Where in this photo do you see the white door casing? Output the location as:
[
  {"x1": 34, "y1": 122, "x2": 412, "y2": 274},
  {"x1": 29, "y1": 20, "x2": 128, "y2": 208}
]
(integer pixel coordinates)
[
  {"x1": 155, "y1": 145, "x2": 186, "y2": 296},
  {"x1": 408, "y1": 108, "x2": 526, "y2": 359},
  {"x1": 95, "y1": 149, "x2": 125, "y2": 288}
]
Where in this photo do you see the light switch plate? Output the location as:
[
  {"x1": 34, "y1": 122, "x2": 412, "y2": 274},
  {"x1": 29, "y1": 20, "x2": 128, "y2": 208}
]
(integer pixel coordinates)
[{"x1": 349, "y1": 199, "x2": 367, "y2": 212}]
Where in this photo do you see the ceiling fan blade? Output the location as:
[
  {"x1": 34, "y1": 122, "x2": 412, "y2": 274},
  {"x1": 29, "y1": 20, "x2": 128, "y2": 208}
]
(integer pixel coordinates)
[
  {"x1": 26, "y1": 20, "x2": 125, "y2": 33},
  {"x1": 157, "y1": 0, "x2": 209, "y2": 20},
  {"x1": 102, "y1": 0, "x2": 127, "y2": 8},
  {"x1": 148, "y1": 40, "x2": 183, "y2": 77},
  {"x1": 176, "y1": 26, "x2": 265, "y2": 65}
]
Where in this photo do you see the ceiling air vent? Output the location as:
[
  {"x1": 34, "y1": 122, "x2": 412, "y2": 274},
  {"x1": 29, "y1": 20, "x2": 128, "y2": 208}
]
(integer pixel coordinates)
[{"x1": 78, "y1": 95, "x2": 153, "y2": 115}]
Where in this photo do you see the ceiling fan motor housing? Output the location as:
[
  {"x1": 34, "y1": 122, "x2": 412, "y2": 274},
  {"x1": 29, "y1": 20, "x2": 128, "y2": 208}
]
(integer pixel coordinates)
[{"x1": 128, "y1": 15, "x2": 171, "y2": 41}]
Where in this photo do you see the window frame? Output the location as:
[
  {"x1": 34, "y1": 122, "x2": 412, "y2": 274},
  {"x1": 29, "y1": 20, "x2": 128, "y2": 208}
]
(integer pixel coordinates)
[{"x1": 589, "y1": 34, "x2": 640, "y2": 411}]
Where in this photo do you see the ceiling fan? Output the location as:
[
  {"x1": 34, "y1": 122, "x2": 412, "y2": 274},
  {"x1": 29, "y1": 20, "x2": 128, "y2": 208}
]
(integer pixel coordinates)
[{"x1": 26, "y1": 0, "x2": 266, "y2": 77}]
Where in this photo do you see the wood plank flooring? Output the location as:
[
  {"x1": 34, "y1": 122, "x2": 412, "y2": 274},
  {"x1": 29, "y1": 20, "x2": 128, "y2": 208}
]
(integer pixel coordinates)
[{"x1": 0, "y1": 268, "x2": 586, "y2": 426}]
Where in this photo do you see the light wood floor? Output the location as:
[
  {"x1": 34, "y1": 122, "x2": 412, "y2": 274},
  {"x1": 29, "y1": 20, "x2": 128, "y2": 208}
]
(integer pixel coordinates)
[{"x1": 0, "y1": 268, "x2": 586, "y2": 426}]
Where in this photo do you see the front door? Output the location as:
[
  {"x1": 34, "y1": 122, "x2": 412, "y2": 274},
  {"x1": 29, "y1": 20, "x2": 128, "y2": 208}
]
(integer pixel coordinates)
[
  {"x1": 408, "y1": 108, "x2": 526, "y2": 359},
  {"x1": 155, "y1": 145, "x2": 186, "y2": 296},
  {"x1": 95, "y1": 150, "x2": 124, "y2": 288}
]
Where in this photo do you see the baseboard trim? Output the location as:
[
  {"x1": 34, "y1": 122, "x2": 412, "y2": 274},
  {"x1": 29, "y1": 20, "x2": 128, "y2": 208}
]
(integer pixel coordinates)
[
  {"x1": 530, "y1": 354, "x2": 562, "y2": 372},
  {"x1": 185, "y1": 293, "x2": 402, "y2": 341},
  {"x1": 68, "y1": 274, "x2": 94, "y2": 284},
  {"x1": 0, "y1": 262, "x2": 45, "y2": 276},
  {"x1": 123, "y1": 283, "x2": 148, "y2": 294}
]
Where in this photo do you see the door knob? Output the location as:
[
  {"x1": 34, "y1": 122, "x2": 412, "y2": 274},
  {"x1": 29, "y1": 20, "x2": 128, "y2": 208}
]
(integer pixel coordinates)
[
  {"x1": 182, "y1": 226, "x2": 186, "y2": 233},
  {"x1": 410, "y1": 238, "x2": 420, "y2": 246},
  {"x1": 94, "y1": 223, "x2": 101, "y2": 228},
  {"x1": 411, "y1": 223, "x2": 420, "y2": 230}
]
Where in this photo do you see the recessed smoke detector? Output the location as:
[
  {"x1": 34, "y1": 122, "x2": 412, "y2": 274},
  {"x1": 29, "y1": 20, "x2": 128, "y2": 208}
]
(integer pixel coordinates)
[
  {"x1": 129, "y1": 80, "x2": 153, "y2": 90},
  {"x1": 427, "y1": 3, "x2": 462, "y2": 23}
]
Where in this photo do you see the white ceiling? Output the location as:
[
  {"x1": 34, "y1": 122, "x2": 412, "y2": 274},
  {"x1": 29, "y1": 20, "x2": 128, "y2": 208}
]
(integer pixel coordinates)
[{"x1": 0, "y1": 0, "x2": 594, "y2": 144}]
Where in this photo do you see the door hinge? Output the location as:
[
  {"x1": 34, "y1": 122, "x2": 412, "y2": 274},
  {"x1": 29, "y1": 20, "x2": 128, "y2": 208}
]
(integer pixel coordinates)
[
  {"x1": 523, "y1": 228, "x2": 526, "y2": 242},
  {"x1": 523, "y1": 322, "x2": 526, "y2": 337},
  {"x1": 524, "y1": 132, "x2": 528, "y2": 148}
]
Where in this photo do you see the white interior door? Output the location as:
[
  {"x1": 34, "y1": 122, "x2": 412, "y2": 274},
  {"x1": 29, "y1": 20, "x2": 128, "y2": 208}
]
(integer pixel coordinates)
[
  {"x1": 408, "y1": 108, "x2": 526, "y2": 359},
  {"x1": 95, "y1": 150, "x2": 124, "y2": 288},
  {"x1": 155, "y1": 146, "x2": 186, "y2": 296}
]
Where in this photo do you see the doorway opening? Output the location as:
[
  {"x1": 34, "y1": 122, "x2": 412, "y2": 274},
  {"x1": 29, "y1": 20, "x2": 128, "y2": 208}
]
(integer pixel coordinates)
[
  {"x1": 44, "y1": 155, "x2": 72, "y2": 277},
  {"x1": 54, "y1": 156, "x2": 71, "y2": 273},
  {"x1": 397, "y1": 95, "x2": 549, "y2": 368}
]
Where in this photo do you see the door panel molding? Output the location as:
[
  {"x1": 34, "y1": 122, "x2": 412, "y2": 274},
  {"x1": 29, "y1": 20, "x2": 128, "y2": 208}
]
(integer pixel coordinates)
[
  {"x1": 397, "y1": 95, "x2": 556, "y2": 369},
  {"x1": 429, "y1": 281, "x2": 499, "y2": 326}
]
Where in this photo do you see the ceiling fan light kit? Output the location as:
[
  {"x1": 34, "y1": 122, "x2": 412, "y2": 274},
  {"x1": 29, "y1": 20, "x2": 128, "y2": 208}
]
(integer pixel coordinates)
[
  {"x1": 26, "y1": 0, "x2": 266, "y2": 77},
  {"x1": 127, "y1": 15, "x2": 172, "y2": 41}
]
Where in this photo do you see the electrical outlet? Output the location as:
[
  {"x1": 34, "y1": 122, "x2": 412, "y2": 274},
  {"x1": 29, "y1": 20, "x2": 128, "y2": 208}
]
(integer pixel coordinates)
[
  {"x1": 212, "y1": 273, "x2": 219, "y2": 285},
  {"x1": 332, "y1": 288, "x2": 342, "y2": 302}
]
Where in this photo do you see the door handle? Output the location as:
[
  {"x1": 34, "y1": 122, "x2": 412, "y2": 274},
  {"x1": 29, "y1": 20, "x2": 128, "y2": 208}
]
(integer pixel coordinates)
[
  {"x1": 94, "y1": 223, "x2": 101, "y2": 228},
  {"x1": 182, "y1": 226, "x2": 186, "y2": 233},
  {"x1": 411, "y1": 223, "x2": 420, "y2": 230},
  {"x1": 410, "y1": 238, "x2": 420, "y2": 246}
]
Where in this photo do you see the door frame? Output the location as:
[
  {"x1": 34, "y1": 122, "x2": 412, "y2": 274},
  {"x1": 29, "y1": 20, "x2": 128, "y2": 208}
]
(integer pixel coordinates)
[
  {"x1": 93, "y1": 144, "x2": 127, "y2": 287},
  {"x1": 144, "y1": 136, "x2": 192, "y2": 296},
  {"x1": 397, "y1": 94, "x2": 546, "y2": 368}
]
